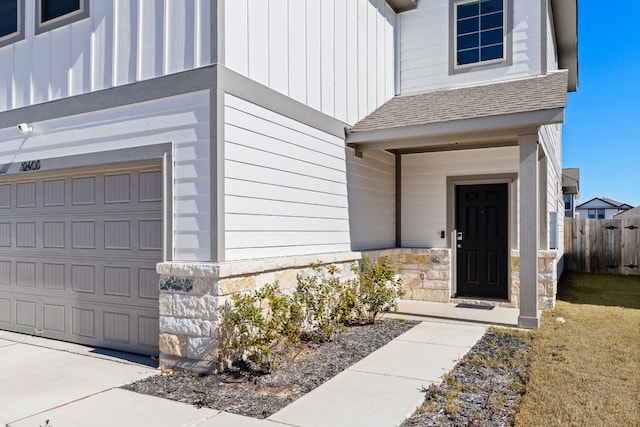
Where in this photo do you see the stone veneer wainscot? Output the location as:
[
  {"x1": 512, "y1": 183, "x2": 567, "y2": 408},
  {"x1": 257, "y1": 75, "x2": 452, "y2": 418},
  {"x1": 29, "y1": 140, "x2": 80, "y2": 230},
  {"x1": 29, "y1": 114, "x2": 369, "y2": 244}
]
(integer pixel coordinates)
[
  {"x1": 157, "y1": 248, "x2": 559, "y2": 371},
  {"x1": 156, "y1": 252, "x2": 362, "y2": 372}
]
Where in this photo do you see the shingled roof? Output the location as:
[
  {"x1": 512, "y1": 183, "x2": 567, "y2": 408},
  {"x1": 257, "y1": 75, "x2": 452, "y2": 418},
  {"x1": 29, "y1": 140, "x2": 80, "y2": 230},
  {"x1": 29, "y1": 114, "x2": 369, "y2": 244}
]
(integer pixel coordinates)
[{"x1": 349, "y1": 71, "x2": 568, "y2": 135}]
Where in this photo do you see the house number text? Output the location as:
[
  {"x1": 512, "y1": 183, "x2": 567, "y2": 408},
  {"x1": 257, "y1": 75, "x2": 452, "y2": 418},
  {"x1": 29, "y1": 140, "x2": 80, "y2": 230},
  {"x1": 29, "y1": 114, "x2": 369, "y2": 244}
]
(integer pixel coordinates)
[{"x1": 20, "y1": 160, "x2": 41, "y2": 172}]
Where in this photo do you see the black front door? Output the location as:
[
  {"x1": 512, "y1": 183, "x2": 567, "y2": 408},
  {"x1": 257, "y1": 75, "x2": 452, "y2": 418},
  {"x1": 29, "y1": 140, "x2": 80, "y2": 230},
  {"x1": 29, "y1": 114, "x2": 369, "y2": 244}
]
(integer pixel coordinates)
[{"x1": 455, "y1": 183, "x2": 509, "y2": 299}]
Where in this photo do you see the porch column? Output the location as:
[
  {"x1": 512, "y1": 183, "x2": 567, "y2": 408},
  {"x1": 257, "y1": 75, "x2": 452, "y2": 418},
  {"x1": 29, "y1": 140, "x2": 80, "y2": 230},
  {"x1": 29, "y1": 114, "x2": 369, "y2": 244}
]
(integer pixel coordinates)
[{"x1": 518, "y1": 134, "x2": 540, "y2": 328}]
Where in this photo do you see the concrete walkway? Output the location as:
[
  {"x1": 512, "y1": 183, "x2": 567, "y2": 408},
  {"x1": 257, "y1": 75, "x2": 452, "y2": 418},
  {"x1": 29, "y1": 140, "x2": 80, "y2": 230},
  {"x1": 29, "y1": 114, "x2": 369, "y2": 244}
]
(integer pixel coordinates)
[{"x1": 1, "y1": 312, "x2": 500, "y2": 427}]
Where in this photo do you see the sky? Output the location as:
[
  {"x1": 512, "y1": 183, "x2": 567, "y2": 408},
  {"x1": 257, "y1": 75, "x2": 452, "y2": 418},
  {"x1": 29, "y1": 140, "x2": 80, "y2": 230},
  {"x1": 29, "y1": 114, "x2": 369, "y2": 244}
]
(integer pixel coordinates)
[{"x1": 562, "y1": 1, "x2": 640, "y2": 207}]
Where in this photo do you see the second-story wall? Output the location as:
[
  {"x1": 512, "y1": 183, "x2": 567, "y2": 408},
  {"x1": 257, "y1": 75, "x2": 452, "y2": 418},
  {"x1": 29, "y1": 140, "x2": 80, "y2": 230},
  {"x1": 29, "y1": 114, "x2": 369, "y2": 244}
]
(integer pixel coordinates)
[
  {"x1": 0, "y1": 0, "x2": 211, "y2": 113},
  {"x1": 224, "y1": 0, "x2": 396, "y2": 126},
  {"x1": 399, "y1": 0, "x2": 547, "y2": 94}
]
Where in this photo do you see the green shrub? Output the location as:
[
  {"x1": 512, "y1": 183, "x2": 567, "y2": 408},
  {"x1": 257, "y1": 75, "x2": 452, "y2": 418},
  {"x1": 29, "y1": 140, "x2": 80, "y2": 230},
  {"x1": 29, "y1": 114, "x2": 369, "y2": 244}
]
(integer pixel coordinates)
[
  {"x1": 353, "y1": 255, "x2": 405, "y2": 323},
  {"x1": 219, "y1": 256, "x2": 405, "y2": 371},
  {"x1": 295, "y1": 264, "x2": 357, "y2": 341},
  {"x1": 220, "y1": 282, "x2": 303, "y2": 373}
]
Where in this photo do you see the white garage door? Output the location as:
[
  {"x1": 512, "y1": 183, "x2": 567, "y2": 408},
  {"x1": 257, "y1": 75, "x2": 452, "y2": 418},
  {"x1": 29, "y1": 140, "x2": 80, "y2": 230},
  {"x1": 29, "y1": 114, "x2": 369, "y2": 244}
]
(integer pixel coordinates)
[{"x1": 0, "y1": 162, "x2": 163, "y2": 355}]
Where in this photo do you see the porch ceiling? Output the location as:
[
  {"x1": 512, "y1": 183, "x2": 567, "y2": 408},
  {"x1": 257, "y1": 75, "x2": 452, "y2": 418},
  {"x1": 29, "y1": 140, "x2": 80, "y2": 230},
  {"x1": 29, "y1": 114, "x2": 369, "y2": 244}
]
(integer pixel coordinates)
[{"x1": 347, "y1": 72, "x2": 568, "y2": 154}]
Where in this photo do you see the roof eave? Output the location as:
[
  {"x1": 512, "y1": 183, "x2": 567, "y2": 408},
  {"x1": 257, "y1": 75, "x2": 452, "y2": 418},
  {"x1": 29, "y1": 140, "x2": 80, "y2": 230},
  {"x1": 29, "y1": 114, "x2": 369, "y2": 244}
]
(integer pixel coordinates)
[
  {"x1": 551, "y1": 0, "x2": 578, "y2": 92},
  {"x1": 346, "y1": 108, "x2": 565, "y2": 152},
  {"x1": 385, "y1": 0, "x2": 417, "y2": 13}
]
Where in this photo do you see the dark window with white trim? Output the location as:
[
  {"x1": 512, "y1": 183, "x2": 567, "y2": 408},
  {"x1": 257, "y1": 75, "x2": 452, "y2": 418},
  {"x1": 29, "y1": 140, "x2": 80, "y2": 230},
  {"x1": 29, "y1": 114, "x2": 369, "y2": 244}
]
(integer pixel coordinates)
[
  {"x1": 588, "y1": 209, "x2": 605, "y2": 219},
  {"x1": 36, "y1": 0, "x2": 88, "y2": 34},
  {"x1": 0, "y1": 0, "x2": 24, "y2": 48},
  {"x1": 454, "y1": 0, "x2": 505, "y2": 67}
]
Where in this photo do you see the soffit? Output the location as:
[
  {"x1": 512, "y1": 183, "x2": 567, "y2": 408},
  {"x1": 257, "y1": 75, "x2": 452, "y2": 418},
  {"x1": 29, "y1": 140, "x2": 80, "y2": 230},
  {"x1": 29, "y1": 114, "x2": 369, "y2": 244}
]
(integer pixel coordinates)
[{"x1": 385, "y1": 0, "x2": 417, "y2": 13}]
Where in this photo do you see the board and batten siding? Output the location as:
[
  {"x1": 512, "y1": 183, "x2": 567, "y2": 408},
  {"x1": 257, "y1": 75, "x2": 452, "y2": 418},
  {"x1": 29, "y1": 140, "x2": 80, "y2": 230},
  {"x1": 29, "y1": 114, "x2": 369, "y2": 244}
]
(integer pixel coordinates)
[
  {"x1": 224, "y1": 0, "x2": 396, "y2": 126},
  {"x1": 399, "y1": 0, "x2": 543, "y2": 94},
  {"x1": 346, "y1": 149, "x2": 396, "y2": 250},
  {"x1": 401, "y1": 147, "x2": 519, "y2": 248},
  {"x1": 0, "y1": 0, "x2": 211, "y2": 112},
  {"x1": 224, "y1": 94, "x2": 352, "y2": 261},
  {"x1": 0, "y1": 91, "x2": 211, "y2": 262}
]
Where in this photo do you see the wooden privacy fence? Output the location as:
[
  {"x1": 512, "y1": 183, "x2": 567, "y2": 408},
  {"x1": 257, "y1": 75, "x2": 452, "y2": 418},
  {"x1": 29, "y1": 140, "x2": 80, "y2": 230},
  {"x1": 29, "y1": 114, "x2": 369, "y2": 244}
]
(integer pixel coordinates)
[{"x1": 564, "y1": 218, "x2": 640, "y2": 275}]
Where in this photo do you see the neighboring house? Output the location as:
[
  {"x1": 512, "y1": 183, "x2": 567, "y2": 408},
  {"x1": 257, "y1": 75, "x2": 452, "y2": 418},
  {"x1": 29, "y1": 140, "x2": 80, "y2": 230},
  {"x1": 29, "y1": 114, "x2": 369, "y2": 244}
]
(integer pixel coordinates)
[
  {"x1": 562, "y1": 168, "x2": 580, "y2": 217},
  {"x1": 613, "y1": 206, "x2": 640, "y2": 219},
  {"x1": 576, "y1": 197, "x2": 633, "y2": 219},
  {"x1": 0, "y1": 0, "x2": 578, "y2": 370}
]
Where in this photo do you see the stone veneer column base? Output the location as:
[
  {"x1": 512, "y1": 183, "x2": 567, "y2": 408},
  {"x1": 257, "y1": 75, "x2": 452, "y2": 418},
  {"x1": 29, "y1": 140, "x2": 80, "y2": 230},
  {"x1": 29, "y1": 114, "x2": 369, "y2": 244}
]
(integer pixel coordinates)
[
  {"x1": 156, "y1": 251, "x2": 362, "y2": 372},
  {"x1": 511, "y1": 249, "x2": 559, "y2": 310}
]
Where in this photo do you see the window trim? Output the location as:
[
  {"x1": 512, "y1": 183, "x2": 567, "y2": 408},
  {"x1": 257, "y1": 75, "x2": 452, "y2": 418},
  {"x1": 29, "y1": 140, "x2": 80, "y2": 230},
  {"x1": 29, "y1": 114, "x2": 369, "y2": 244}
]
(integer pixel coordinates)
[
  {"x1": 563, "y1": 194, "x2": 572, "y2": 211},
  {"x1": 35, "y1": 0, "x2": 89, "y2": 35},
  {"x1": 449, "y1": 0, "x2": 513, "y2": 75},
  {"x1": 0, "y1": 0, "x2": 25, "y2": 48}
]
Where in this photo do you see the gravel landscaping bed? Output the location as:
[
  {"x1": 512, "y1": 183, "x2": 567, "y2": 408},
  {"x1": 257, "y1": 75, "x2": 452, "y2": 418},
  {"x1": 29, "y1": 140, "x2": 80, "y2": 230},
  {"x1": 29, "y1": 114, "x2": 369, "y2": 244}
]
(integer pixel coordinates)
[
  {"x1": 124, "y1": 323, "x2": 531, "y2": 425},
  {"x1": 123, "y1": 319, "x2": 417, "y2": 419},
  {"x1": 403, "y1": 329, "x2": 531, "y2": 427}
]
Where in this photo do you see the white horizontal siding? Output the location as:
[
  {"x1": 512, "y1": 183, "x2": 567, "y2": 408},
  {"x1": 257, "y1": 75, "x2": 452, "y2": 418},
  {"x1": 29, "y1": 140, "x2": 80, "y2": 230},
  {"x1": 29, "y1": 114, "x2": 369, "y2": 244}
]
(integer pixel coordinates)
[
  {"x1": 399, "y1": 0, "x2": 543, "y2": 94},
  {"x1": 0, "y1": 91, "x2": 211, "y2": 262},
  {"x1": 347, "y1": 149, "x2": 396, "y2": 250},
  {"x1": 401, "y1": 147, "x2": 519, "y2": 247},
  {"x1": 0, "y1": 0, "x2": 211, "y2": 112},
  {"x1": 224, "y1": 0, "x2": 396, "y2": 126},
  {"x1": 539, "y1": 124, "x2": 561, "y2": 176},
  {"x1": 224, "y1": 94, "x2": 351, "y2": 261}
]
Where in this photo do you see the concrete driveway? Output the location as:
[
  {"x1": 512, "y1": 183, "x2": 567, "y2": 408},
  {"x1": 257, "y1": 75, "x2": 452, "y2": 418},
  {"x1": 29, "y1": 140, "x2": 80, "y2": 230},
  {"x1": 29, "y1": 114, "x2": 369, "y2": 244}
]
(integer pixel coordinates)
[{"x1": 0, "y1": 331, "x2": 158, "y2": 426}]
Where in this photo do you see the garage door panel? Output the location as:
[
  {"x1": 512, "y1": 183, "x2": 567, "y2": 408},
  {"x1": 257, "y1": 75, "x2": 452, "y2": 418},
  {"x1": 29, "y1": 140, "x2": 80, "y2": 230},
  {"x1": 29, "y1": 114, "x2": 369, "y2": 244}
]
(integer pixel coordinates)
[
  {"x1": 44, "y1": 179, "x2": 66, "y2": 206},
  {"x1": 16, "y1": 300, "x2": 36, "y2": 327},
  {"x1": 104, "y1": 266, "x2": 131, "y2": 296},
  {"x1": 72, "y1": 176, "x2": 96, "y2": 205},
  {"x1": 0, "y1": 223, "x2": 9, "y2": 246},
  {"x1": 16, "y1": 262, "x2": 36, "y2": 287},
  {"x1": 139, "y1": 268, "x2": 160, "y2": 299},
  {"x1": 105, "y1": 220, "x2": 131, "y2": 249},
  {"x1": 0, "y1": 164, "x2": 162, "y2": 355},
  {"x1": 0, "y1": 261, "x2": 10, "y2": 285},
  {"x1": 16, "y1": 182, "x2": 36, "y2": 207},
  {"x1": 16, "y1": 222, "x2": 36, "y2": 247},
  {"x1": 0, "y1": 298, "x2": 10, "y2": 323},
  {"x1": 0, "y1": 184, "x2": 10, "y2": 207},
  {"x1": 43, "y1": 263, "x2": 66, "y2": 290},
  {"x1": 43, "y1": 221, "x2": 66, "y2": 248},
  {"x1": 72, "y1": 307, "x2": 96, "y2": 338},
  {"x1": 71, "y1": 265, "x2": 96, "y2": 293},
  {"x1": 139, "y1": 171, "x2": 162, "y2": 201},
  {"x1": 72, "y1": 221, "x2": 96, "y2": 249},
  {"x1": 139, "y1": 315, "x2": 160, "y2": 348},
  {"x1": 105, "y1": 173, "x2": 131, "y2": 203},
  {"x1": 43, "y1": 303, "x2": 65, "y2": 333}
]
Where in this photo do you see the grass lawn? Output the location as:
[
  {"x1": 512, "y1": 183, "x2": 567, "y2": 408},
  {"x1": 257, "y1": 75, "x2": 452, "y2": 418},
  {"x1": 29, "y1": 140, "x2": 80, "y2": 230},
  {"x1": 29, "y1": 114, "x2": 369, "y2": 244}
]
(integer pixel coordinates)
[{"x1": 514, "y1": 271, "x2": 640, "y2": 426}]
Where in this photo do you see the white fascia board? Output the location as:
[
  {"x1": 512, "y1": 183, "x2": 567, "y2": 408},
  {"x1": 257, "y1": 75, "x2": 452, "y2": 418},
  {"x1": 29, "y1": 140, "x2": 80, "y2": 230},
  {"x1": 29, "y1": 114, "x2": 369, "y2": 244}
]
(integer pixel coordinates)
[{"x1": 346, "y1": 108, "x2": 565, "y2": 148}]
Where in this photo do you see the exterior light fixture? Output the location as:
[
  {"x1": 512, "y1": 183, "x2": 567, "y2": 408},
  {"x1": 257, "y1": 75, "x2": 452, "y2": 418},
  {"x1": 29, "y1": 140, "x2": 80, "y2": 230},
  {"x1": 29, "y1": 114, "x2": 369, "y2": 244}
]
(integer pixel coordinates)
[{"x1": 18, "y1": 123, "x2": 33, "y2": 134}]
